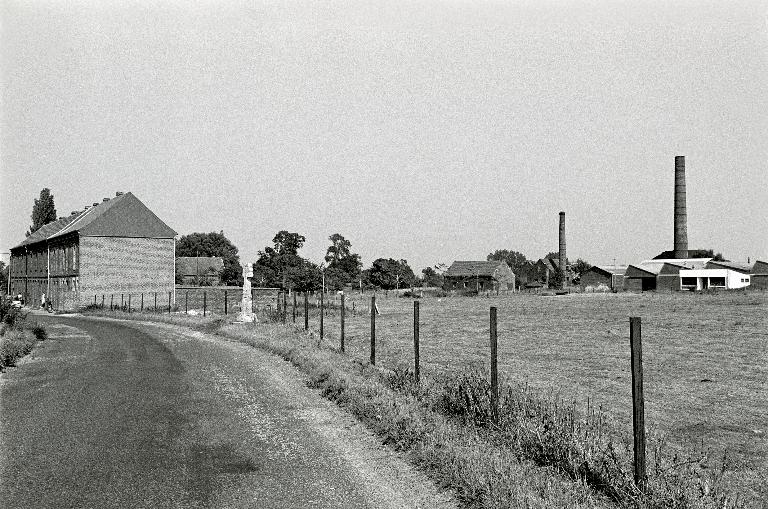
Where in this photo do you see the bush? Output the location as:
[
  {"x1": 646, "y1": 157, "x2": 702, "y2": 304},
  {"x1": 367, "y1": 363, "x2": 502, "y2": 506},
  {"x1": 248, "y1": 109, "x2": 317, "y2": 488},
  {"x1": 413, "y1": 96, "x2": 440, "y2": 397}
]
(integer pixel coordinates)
[
  {"x1": 0, "y1": 330, "x2": 36, "y2": 370},
  {"x1": 31, "y1": 322, "x2": 48, "y2": 341}
]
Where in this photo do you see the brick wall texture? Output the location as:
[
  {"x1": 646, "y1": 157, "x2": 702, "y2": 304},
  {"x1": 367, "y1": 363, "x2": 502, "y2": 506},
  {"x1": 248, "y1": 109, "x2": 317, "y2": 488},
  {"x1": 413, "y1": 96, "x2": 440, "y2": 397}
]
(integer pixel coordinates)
[{"x1": 79, "y1": 236, "x2": 175, "y2": 306}]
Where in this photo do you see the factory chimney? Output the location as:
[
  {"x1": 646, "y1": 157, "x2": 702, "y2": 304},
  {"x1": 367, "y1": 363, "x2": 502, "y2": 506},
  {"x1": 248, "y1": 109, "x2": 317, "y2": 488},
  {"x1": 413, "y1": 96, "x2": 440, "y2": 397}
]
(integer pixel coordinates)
[
  {"x1": 558, "y1": 211, "x2": 566, "y2": 289},
  {"x1": 673, "y1": 156, "x2": 688, "y2": 259}
]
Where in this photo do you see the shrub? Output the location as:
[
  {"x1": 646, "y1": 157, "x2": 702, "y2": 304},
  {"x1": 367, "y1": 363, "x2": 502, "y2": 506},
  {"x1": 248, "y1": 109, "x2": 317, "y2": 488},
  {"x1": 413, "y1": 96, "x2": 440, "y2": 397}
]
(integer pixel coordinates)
[
  {"x1": 0, "y1": 330, "x2": 36, "y2": 370},
  {"x1": 31, "y1": 322, "x2": 48, "y2": 341}
]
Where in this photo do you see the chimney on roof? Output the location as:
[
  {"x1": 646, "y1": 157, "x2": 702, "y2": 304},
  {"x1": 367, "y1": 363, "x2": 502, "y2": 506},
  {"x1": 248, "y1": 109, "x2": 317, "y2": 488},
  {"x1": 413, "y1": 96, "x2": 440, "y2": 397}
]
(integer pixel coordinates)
[
  {"x1": 103, "y1": 197, "x2": 109, "y2": 202},
  {"x1": 673, "y1": 156, "x2": 688, "y2": 259},
  {"x1": 558, "y1": 211, "x2": 566, "y2": 289},
  {"x1": 84, "y1": 206, "x2": 91, "y2": 210},
  {"x1": 116, "y1": 191, "x2": 124, "y2": 196},
  {"x1": 93, "y1": 202, "x2": 99, "y2": 207},
  {"x1": 70, "y1": 211, "x2": 79, "y2": 216}
]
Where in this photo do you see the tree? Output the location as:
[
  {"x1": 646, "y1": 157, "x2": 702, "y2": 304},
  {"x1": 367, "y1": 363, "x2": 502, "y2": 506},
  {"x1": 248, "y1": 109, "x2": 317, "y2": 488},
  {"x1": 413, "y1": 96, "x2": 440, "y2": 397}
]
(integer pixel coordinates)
[
  {"x1": 421, "y1": 266, "x2": 444, "y2": 287},
  {"x1": 487, "y1": 249, "x2": 528, "y2": 274},
  {"x1": 254, "y1": 231, "x2": 321, "y2": 290},
  {"x1": 549, "y1": 267, "x2": 564, "y2": 289},
  {"x1": 364, "y1": 258, "x2": 416, "y2": 290},
  {"x1": 323, "y1": 234, "x2": 362, "y2": 290},
  {"x1": 176, "y1": 231, "x2": 243, "y2": 286},
  {"x1": 27, "y1": 188, "x2": 57, "y2": 236},
  {"x1": 0, "y1": 261, "x2": 8, "y2": 294},
  {"x1": 572, "y1": 258, "x2": 592, "y2": 278}
]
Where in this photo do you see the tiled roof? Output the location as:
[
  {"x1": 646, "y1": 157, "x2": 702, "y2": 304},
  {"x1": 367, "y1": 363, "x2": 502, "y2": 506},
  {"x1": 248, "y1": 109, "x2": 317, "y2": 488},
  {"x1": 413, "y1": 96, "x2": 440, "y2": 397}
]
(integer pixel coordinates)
[
  {"x1": 445, "y1": 261, "x2": 507, "y2": 277},
  {"x1": 594, "y1": 265, "x2": 628, "y2": 276},
  {"x1": 12, "y1": 215, "x2": 80, "y2": 249},
  {"x1": 705, "y1": 260, "x2": 753, "y2": 273},
  {"x1": 176, "y1": 257, "x2": 224, "y2": 276},
  {"x1": 11, "y1": 192, "x2": 176, "y2": 250}
]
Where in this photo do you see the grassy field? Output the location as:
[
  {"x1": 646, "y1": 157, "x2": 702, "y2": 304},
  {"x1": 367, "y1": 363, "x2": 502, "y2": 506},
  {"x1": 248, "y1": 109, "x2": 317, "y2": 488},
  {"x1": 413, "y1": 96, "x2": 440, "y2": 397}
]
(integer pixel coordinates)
[{"x1": 296, "y1": 290, "x2": 767, "y2": 501}]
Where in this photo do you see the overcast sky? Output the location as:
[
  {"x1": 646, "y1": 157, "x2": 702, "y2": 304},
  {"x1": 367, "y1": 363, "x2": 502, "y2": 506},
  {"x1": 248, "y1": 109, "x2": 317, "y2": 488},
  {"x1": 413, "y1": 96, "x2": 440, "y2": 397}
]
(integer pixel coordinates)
[{"x1": 2, "y1": 0, "x2": 767, "y2": 270}]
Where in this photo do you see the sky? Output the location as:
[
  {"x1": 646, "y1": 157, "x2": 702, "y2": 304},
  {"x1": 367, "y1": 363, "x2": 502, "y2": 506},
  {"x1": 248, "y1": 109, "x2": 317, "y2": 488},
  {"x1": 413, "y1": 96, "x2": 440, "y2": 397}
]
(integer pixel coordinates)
[{"x1": 2, "y1": 0, "x2": 767, "y2": 271}]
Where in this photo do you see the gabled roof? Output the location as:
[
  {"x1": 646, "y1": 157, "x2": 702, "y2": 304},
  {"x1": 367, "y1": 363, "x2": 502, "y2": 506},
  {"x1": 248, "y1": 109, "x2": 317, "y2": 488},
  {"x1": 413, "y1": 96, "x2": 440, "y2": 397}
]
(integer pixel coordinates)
[
  {"x1": 751, "y1": 260, "x2": 768, "y2": 275},
  {"x1": 11, "y1": 215, "x2": 79, "y2": 250},
  {"x1": 11, "y1": 192, "x2": 176, "y2": 250},
  {"x1": 176, "y1": 257, "x2": 224, "y2": 276},
  {"x1": 445, "y1": 260, "x2": 509, "y2": 277},
  {"x1": 653, "y1": 249, "x2": 717, "y2": 260},
  {"x1": 590, "y1": 265, "x2": 628, "y2": 276},
  {"x1": 705, "y1": 260, "x2": 752, "y2": 274}
]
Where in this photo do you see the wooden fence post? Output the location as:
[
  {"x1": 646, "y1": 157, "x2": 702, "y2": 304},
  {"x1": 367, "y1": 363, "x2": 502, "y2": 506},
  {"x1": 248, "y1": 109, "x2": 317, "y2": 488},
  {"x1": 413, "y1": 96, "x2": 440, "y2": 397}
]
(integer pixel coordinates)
[
  {"x1": 168, "y1": 291, "x2": 171, "y2": 314},
  {"x1": 110, "y1": 294, "x2": 114, "y2": 310},
  {"x1": 185, "y1": 292, "x2": 188, "y2": 314},
  {"x1": 320, "y1": 290, "x2": 324, "y2": 340},
  {"x1": 121, "y1": 293, "x2": 124, "y2": 310},
  {"x1": 630, "y1": 316, "x2": 646, "y2": 490},
  {"x1": 224, "y1": 290, "x2": 228, "y2": 315},
  {"x1": 154, "y1": 292, "x2": 157, "y2": 311},
  {"x1": 304, "y1": 292, "x2": 309, "y2": 331},
  {"x1": 203, "y1": 291, "x2": 207, "y2": 317},
  {"x1": 414, "y1": 300, "x2": 420, "y2": 384},
  {"x1": 128, "y1": 294, "x2": 131, "y2": 313},
  {"x1": 102, "y1": 295, "x2": 105, "y2": 309},
  {"x1": 490, "y1": 306, "x2": 499, "y2": 423},
  {"x1": 141, "y1": 293, "x2": 144, "y2": 312},
  {"x1": 370, "y1": 295, "x2": 376, "y2": 365},
  {"x1": 340, "y1": 293, "x2": 345, "y2": 353}
]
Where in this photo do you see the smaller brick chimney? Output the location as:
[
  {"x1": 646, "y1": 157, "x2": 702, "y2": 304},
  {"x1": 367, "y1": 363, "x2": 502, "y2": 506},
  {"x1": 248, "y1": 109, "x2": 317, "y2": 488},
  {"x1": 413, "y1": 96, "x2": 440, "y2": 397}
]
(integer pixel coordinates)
[
  {"x1": 103, "y1": 198, "x2": 109, "y2": 202},
  {"x1": 115, "y1": 191, "x2": 124, "y2": 196}
]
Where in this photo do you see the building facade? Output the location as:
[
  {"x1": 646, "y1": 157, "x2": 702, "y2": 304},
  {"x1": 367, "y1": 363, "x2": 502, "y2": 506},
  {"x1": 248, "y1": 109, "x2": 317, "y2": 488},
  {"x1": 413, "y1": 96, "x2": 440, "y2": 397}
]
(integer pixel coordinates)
[{"x1": 9, "y1": 192, "x2": 176, "y2": 311}]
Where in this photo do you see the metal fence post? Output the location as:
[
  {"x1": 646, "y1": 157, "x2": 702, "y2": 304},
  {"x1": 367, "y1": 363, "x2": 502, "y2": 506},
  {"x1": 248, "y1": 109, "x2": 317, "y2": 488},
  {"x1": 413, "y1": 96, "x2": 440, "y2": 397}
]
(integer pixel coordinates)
[
  {"x1": 304, "y1": 292, "x2": 309, "y2": 331},
  {"x1": 320, "y1": 290, "x2": 324, "y2": 340}
]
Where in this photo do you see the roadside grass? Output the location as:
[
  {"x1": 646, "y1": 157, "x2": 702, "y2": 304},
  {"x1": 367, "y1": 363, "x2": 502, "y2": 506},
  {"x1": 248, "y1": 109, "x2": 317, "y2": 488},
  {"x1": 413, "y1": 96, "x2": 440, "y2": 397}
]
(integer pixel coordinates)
[
  {"x1": 0, "y1": 302, "x2": 49, "y2": 371},
  {"x1": 81, "y1": 305, "x2": 756, "y2": 508}
]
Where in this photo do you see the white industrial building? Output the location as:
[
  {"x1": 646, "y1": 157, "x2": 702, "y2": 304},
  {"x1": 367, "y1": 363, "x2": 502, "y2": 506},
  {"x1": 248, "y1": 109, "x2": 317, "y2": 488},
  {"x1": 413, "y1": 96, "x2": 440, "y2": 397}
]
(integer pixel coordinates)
[{"x1": 678, "y1": 269, "x2": 751, "y2": 291}]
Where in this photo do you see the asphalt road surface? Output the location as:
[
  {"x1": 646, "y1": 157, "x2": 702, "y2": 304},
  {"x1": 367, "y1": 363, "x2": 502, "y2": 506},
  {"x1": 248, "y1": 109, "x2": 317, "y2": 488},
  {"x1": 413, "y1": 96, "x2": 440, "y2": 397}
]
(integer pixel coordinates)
[{"x1": 0, "y1": 315, "x2": 455, "y2": 509}]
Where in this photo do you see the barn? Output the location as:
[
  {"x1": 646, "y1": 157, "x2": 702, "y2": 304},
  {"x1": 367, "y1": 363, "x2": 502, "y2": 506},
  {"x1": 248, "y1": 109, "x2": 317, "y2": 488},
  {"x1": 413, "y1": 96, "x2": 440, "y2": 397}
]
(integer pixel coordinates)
[
  {"x1": 580, "y1": 265, "x2": 627, "y2": 291},
  {"x1": 443, "y1": 261, "x2": 515, "y2": 292},
  {"x1": 750, "y1": 260, "x2": 768, "y2": 289},
  {"x1": 625, "y1": 258, "x2": 710, "y2": 292},
  {"x1": 8, "y1": 192, "x2": 176, "y2": 311},
  {"x1": 176, "y1": 256, "x2": 224, "y2": 285}
]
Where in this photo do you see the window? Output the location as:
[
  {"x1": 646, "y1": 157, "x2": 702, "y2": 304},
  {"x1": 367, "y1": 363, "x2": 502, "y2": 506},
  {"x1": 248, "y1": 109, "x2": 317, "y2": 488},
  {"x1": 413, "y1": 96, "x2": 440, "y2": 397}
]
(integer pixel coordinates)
[
  {"x1": 708, "y1": 277, "x2": 726, "y2": 288},
  {"x1": 681, "y1": 277, "x2": 697, "y2": 287}
]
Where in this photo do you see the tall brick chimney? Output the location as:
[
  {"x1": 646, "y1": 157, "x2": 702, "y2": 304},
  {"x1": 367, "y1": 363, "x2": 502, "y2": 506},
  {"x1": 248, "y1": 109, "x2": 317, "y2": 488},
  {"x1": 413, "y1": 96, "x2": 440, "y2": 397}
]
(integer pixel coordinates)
[
  {"x1": 673, "y1": 156, "x2": 688, "y2": 259},
  {"x1": 558, "y1": 211, "x2": 566, "y2": 288}
]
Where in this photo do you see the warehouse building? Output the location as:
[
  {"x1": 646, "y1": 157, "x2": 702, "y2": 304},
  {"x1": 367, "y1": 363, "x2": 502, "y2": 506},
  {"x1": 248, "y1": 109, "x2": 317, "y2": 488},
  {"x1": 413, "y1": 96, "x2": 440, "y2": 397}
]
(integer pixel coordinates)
[
  {"x1": 580, "y1": 265, "x2": 627, "y2": 291},
  {"x1": 679, "y1": 268, "x2": 751, "y2": 290},
  {"x1": 8, "y1": 192, "x2": 176, "y2": 311},
  {"x1": 751, "y1": 261, "x2": 768, "y2": 289}
]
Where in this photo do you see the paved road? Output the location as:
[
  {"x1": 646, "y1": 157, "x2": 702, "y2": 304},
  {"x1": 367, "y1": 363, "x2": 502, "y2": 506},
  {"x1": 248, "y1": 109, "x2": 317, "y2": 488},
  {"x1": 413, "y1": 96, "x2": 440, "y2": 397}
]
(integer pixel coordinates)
[{"x1": 0, "y1": 315, "x2": 454, "y2": 509}]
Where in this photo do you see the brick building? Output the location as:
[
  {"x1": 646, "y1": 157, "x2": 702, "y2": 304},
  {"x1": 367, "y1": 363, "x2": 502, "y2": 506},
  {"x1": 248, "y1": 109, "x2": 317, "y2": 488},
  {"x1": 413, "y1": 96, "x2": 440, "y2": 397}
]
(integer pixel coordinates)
[
  {"x1": 750, "y1": 260, "x2": 768, "y2": 290},
  {"x1": 580, "y1": 265, "x2": 627, "y2": 291},
  {"x1": 443, "y1": 260, "x2": 515, "y2": 292},
  {"x1": 8, "y1": 192, "x2": 176, "y2": 311}
]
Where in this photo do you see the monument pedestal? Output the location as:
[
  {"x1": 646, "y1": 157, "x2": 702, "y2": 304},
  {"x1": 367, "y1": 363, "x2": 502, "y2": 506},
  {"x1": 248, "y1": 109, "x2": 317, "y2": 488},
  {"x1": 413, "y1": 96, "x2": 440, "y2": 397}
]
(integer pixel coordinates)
[{"x1": 237, "y1": 263, "x2": 257, "y2": 323}]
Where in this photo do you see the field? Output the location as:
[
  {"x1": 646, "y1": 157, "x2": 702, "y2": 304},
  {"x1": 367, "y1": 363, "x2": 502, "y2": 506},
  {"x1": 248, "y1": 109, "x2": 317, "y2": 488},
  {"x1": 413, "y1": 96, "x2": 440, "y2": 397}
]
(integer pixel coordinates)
[{"x1": 300, "y1": 290, "x2": 767, "y2": 501}]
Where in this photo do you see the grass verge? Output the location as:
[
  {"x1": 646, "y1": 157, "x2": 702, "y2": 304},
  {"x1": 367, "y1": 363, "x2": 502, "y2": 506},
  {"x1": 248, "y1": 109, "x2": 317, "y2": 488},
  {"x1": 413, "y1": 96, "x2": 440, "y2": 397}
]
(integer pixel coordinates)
[
  {"x1": 0, "y1": 304, "x2": 49, "y2": 371},
  {"x1": 81, "y1": 308, "x2": 751, "y2": 508}
]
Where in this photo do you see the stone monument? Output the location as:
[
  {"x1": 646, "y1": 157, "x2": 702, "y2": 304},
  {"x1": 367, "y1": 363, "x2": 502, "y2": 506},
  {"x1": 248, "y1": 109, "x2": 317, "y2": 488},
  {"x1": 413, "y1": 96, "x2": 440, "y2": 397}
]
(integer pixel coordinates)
[{"x1": 238, "y1": 263, "x2": 257, "y2": 322}]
